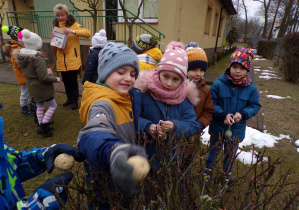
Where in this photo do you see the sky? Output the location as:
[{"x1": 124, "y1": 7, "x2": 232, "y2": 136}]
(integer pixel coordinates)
[
  {"x1": 234, "y1": 0, "x2": 264, "y2": 19},
  {"x1": 200, "y1": 53, "x2": 299, "y2": 165}
]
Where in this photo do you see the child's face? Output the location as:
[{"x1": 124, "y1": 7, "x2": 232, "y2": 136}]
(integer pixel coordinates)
[
  {"x1": 230, "y1": 63, "x2": 248, "y2": 80},
  {"x1": 105, "y1": 65, "x2": 136, "y2": 94},
  {"x1": 187, "y1": 68, "x2": 205, "y2": 83},
  {"x1": 56, "y1": 11, "x2": 68, "y2": 22},
  {"x1": 159, "y1": 71, "x2": 183, "y2": 91}
]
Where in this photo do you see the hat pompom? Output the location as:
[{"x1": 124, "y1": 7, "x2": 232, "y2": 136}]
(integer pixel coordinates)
[
  {"x1": 17, "y1": 31, "x2": 23, "y2": 39},
  {"x1": 149, "y1": 35, "x2": 159, "y2": 46},
  {"x1": 21, "y1": 29, "x2": 31, "y2": 38},
  {"x1": 99, "y1": 29, "x2": 106, "y2": 36},
  {"x1": 1, "y1": 26, "x2": 9, "y2": 33},
  {"x1": 167, "y1": 41, "x2": 184, "y2": 51}
]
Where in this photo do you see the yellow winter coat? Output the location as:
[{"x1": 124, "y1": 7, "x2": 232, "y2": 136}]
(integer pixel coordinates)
[
  {"x1": 10, "y1": 40, "x2": 26, "y2": 86},
  {"x1": 137, "y1": 47, "x2": 162, "y2": 71},
  {"x1": 52, "y1": 15, "x2": 91, "y2": 74}
]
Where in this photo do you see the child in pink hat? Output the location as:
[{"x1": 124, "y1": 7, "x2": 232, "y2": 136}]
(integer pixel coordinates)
[{"x1": 135, "y1": 41, "x2": 200, "y2": 170}]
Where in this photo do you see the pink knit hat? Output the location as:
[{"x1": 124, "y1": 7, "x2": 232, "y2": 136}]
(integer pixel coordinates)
[{"x1": 157, "y1": 41, "x2": 188, "y2": 79}]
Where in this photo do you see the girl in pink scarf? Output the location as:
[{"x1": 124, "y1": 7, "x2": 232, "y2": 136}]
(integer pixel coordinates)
[{"x1": 135, "y1": 41, "x2": 200, "y2": 169}]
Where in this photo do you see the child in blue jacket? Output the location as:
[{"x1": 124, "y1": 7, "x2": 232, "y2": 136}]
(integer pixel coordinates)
[
  {"x1": 135, "y1": 41, "x2": 200, "y2": 170},
  {"x1": 0, "y1": 107, "x2": 84, "y2": 209},
  {"x1": 205, "y1": 48, "x2": 261, "y2": 181},
  {"x1": 82, "y1": 29, "x2": 107, "y2": 84},
  {"x1": 77, "y1": 42, "x2": 147, "y2": 209}
]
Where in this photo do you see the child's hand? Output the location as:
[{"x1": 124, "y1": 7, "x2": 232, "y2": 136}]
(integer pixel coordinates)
[
  {"x1": 234, "y1": 112, "x2": 242, "y2": 123},
  {"x1": 224, "y1": 114, "x2": 234, "y2": 125},
  {"x1": 50, "y1": 32, "x2": 54, "y2": 39},
  {"x1": 160, "y1": 120, "x2": 174, "y2": 133},
  {"x1": 149, "y1": 124, "x2": 164, "y2": 137},
  {"x1": 56, "y1": 77, "x2": 61, "y2": 83}
]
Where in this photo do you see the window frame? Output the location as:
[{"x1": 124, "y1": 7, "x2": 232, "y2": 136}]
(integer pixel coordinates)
[{"x1": 117, "y1": 0, "x2": 159, "y2": 24}]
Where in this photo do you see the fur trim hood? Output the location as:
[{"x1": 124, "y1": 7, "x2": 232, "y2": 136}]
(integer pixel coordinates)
[
  {"x1": 135, "y1": 70, "x2": 200, "y2": 106},
  {"x1": 12, "y1": 48, "x2": 43, "y2": 68},
  {"x1": 52, "y1": 14, "x2": 76, "y2": 28}
]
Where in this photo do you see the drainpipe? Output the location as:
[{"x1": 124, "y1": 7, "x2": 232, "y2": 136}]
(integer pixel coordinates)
[
  {"x1": 12, "y1": 0, "x2": 19, "y2": 26},
  {"x1": 214, "y1": 5, "x2": 228, "y2": 53}
]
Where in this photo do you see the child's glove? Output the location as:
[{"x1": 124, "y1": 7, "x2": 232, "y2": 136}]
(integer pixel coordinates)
[
  {"x1": 17, "y1": 172, "x2": 73, "y2": 210},
  {"x1": 110, "y1": 143, "x2": 147, "y2": 193},
  {"x1": 44, "y1": 143, "x2": 85, "y2": 173}
]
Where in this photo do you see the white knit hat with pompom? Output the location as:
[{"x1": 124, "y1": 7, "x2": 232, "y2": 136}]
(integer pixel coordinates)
[
  {"x1": 20, "y1": 29, "x2": 43, "y2": 51},
  {"x1": 92, "y1": 29, "x2": 107, "y2": 48}
]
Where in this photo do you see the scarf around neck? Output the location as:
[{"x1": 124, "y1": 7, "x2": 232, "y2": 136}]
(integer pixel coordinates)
[
  {"x1": 147, "y1": 69, "x2": 187, "y2": 105},
  {"x1": 225, "y1": 70, "x2": 251, "y2": 86}
]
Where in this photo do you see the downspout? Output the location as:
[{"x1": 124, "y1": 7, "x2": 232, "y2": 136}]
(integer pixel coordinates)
[
  {"x1": 12, "y1": 0, "x2": 19, "y2": 26},
  {"x1": 214, "y1": 5, "x2": 228, "y2": 53}
]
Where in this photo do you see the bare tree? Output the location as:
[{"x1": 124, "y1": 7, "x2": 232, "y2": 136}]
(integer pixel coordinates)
[
  {"x1": 118, "y1": 0, "x2": 144, "y2": 47},
  {"x1": 0, "y1": 0, "x2": 7, "y2": 60},
  {"x1": 68, "y1": 0, "x2": 102, "y2": 36},
  {"x1": 241, "y1": 0, "x2": 248, "y2": 42},
  {"x1": 277, "y1": 0, "x2": 299, "y2": 38},
  {"x1": 254, "y1": 0, "x2": 274, "y2": 38},
  {"x1": 268, "y1": 0, "x2": 281, "y2": 40}
]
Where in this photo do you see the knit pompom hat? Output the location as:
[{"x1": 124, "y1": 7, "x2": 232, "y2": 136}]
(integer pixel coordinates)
[
  {"x1": 98, "y1": 42, "x2": 140, "y2": 83},
  {"x1": 185, "y1": 41, "x2": 199, "y2": 51},
  {"x1": 17, "y1": 29, "x2": 43, "y2": 51},
  {"x1": 131, "y1": 34, "x2": 159, "y2": 54},
  {"x1": 157, "y1": 41, "x2": 188, "y2": 79},
  {"x1": 92, "y1": 29, "x2": 107, "y2": 48},
  {"x1": 229, "y1": 48, "x2": 254, "y2": 72},
  {"x1": 186, "y1": 47, "x2": 208, "y2": 71},
  {"x1": 1, "y1": 25, "x2": 23, "y2": 41}
]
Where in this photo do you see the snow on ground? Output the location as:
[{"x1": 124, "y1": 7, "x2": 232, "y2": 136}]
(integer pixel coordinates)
[
  {"x1": 266, "y1": 95, "x2": 291, "y2": 99},
  {"x1": 254, "y1": 57, "x2": 267, "y2": 61},
  {"x1": 201, "y1": 126, "x2": 292, "y2": 164}
]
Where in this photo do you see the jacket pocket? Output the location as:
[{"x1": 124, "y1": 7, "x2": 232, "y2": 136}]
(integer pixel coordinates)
[{"x1": 74, "y1": 48, "x2": 77, "y2": 57}]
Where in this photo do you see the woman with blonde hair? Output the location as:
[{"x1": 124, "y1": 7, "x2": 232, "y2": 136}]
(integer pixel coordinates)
[{"x1": 51, "y1": 4, "x2": 91, "y2": 110}]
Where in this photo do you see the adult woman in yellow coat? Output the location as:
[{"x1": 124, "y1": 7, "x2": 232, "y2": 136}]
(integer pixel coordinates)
[
  {"x1": 131, "y1": 34, "x2": 162, "y2": 71},
  {"x1": 52, "y1": 4, "x2": 91, "y2": 110}
]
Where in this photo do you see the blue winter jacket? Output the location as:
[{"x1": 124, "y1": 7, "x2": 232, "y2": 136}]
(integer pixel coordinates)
[
  {"x1": 209, "y1": 72, "x2": 261, "y2": 140},
  {"x1": 82, "y1": 47, "x2": 103, "y2": 84},
  {"x1": 0, "y1": 137, "x2": 48, "y2": 209},
  {"x1": 139, "y1": 93, "x2": 199, "y2": 168}
]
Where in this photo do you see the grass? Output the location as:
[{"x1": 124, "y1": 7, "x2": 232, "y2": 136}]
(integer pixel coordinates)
[{"x1": 0, "y1": 53, "x2": 299, "y2": 208}]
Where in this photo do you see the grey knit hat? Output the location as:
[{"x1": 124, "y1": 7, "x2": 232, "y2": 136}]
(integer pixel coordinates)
[
  {"x1": 98, "y1": 42, "x2": 140, "y2": 83},
  {"x1": 131, "y1": 34, "x2": 159, "y2": 54}
]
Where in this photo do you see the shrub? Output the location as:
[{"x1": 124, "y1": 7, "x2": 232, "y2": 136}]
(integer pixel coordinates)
[
  {"x1": 65, "y1": 134, "x2": 299, "y2": 209},
  {"x1": 257, "y1": 40, "x2": 278, "y2": 59},
  {"x1": 280, "y1": 32, "x2": 299, "y2": 83}
]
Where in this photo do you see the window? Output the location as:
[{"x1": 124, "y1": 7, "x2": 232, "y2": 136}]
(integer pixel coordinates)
[
  {"x1": 118, "y1": 0, "x2": 159, "y2": 23},
  {"x1": 212, "y1": 10, "x2": 219, "y2": 36},
  {"x1": 204, "y1": 2, "x2": 213, "y2": 35}
]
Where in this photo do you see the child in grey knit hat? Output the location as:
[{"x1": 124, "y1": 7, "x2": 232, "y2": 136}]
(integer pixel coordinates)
[{"x1": 77, "y1": 42, "x2": 148, "y2": 208}]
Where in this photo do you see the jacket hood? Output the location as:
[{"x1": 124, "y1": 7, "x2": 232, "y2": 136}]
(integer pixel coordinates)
[
  {"x1": 143, "y1": 47, "x2": 162, "y2": 62},
  {"x1": 52, "y1": 14, "x2": 76, "y2": 28},
  {"x1": 79, "y1": 81, "x2": 132, "y2": 124},
  {"x1": 135, "y1": 70, "x2": 200, "y2": 106},
  {"x1": 12, "y1": 49, "x2": 42, "y2": 68}
]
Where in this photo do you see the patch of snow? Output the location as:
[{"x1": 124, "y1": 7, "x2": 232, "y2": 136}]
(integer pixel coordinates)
[
  {"x1": 267, "y1": 67, "x2": 273, "y2": 69},
  {"x1": 254, "y1": 69, "x2": 261, "y2": 71},
  {"x1": 266, "y1": 95, "x2": 291, "y2": 99},
  {"x1": 201, "y1": 126, "x2": 290, "y2": 164},
  {"x1": 295, "y1": 140, "x2": 299, "y2": 147},
  {"x1": 258, "y1": 75, "x2": 281, "y2": 80},
  {"x1": 261, "y1": 73, "x2": 277, "y2": 77},
  {"x1": 254, "y1": 58, "x2": 267, "y2": 61}
]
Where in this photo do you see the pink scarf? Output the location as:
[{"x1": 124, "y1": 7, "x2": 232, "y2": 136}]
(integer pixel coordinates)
[{"x1": 147, "y1": 69, "x2": 187, "y2": 105}]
